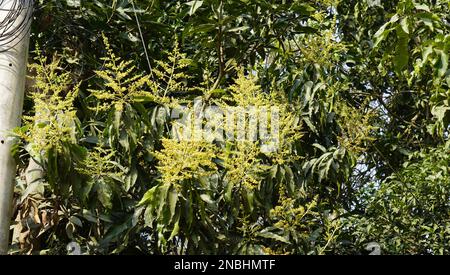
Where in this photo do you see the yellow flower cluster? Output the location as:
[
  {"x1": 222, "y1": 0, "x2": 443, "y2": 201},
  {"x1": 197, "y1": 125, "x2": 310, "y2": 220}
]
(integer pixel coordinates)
[
  {"x1": 270, "y1": 194, "x2": 318, "y2": 231},
  {"x1": 155, "y1": 138, "x2": 217, "y2": 186},
  {"x1": 215, "y1": 72, "x2": 303, "y2": 188},
  {"x1": 152, "y1": 40, "x2": 197, "y2": 97},
  {"x1": 336, "y1": 101, "x2": 377, "y2": 155},
  {"x1": 88, "y1": 34, "x2": 159, "y2": 113},
  {"x1": 296, "y1": 1, "x2": 346, "y2": 68},
  {"x1": 19, "y1": 50, "x2": 79, "y2": 154},
  {"x1": 76, "y1": 147, "x2": 124, "y2": 180},
  {"x1": 220, "y1": 141, "x2": 268, "y2": 190}
]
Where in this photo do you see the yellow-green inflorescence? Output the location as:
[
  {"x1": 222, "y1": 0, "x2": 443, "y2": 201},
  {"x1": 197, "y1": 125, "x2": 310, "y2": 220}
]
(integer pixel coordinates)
[
  {"x1": 17, "y1": 47, "x2": 79, "y2": 155},
  {"x1": 157, "y1": 70, "x2": 303, "y2": 190}
]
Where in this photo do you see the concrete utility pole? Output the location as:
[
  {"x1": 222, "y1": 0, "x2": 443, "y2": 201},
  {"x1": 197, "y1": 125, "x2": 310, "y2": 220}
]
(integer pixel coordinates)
[{"x1": 0, "y1": 0, "x2": 33, "y2": 254}]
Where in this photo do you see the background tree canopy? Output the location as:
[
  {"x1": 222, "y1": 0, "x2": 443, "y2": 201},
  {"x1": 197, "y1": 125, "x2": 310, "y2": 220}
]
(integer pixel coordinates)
[{"x1": 9, "y1": 0, "x2": 450, "y2": 254}]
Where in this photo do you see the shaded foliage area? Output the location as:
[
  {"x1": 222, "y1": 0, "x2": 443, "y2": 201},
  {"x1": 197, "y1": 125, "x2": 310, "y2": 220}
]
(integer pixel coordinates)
[{"x1": 8, "y1": 0, "x2": 450, "y2": 254}]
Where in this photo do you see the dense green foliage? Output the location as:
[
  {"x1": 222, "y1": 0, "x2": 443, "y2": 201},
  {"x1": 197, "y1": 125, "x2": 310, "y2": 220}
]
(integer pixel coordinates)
[{"x1": 8, "y1": 0, "x2": 450, "y2": 254}]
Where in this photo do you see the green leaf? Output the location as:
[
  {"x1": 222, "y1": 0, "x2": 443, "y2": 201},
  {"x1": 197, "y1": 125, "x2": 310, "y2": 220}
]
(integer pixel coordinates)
[
  {"x1": 373, "y1": 26, "x2": 390, "y2": 48},
  {"x1": 66, "y1": 223, "x2": 75, "y2": 240},
  {"x1": 189, "y1": 23, "x2": 216, "y2": 34},
  {"x1": 416, "y1": 12, "x2": 437, "y2": 31},
  {"x1": 431, "y1": 106, "x2": 450, "y2": 124},
  {"x1": 394, "y1": 26, "x2": 409, "y2": 73},
  {"x1": 435, "y1": 50, "x2": 448, "y2": 77},
  {"x1": 101, "y1": 217, "x2": 132, "y2": 246},
  {"x1": 81, "y1": 210, "x2": 97, "y2": 223},
  {"x1": 186, "y1": 0, "x2": 203, "y2": 16},
  {"x1": 157, "y1": 184, "x2": 170, "y2": 221},
  {"x1": 414, "y1": 3, "x2": 430, "y2": 12},
  {"x1": 421, "y1": 45, "x2": 434, "y2": 66},
  {"x1": 313, "y1": 143, "x2": 327, "y2": 153},
  {"x1": 185, "y1": 193, "x2": 194, "y2": 228},
  {"x1": 373, "y1": 14, "x2": 399, "y2": 49},
  {"x1": 124, "y1": 166, "x2": 138, "y2": 192},
  {"x1": 144, "y1": 206, "x2": 154, "y2": 226},
  {"x1": 289, "y1": 3, "x2": 315, "y2": 15},
  {"x1": 285, "y1": 166, "x2": 295, "y2": 195},
  {"x1": 138, "y1": 186, "x2": 157, "y2": 206},
  {"x1": 80, "y1": 136, "x2": 99, "y2": 144},
  {"x1": 257, "y1": 229, "x2": 290, "y2": 244},
  {"x1": 200, "y1": 193, "x2": 214, "y2": 205},
  {"x1": 66, "y1": 0, "x2": 80, "y2": 7},
  {"x1": 226, "y1": 26, "x2": 249, "y2": 33},
  {"x1": 400, "y1": 17, "x2": 409, "y2": 34},
  {"x1": 116, "y1": 7, "x2": 132, "y2": 20},
  {"x1": 97, "y1": 180, "x2": 113, "y2": 209},
  {"x1": 168, "y1": 187, "x2": 178, "y2": 222},
  {"x1": 225, "y1": 181, "x2": 234, "y2": 202},
  {"x1": 294, "y1": 26, "x2": 318, "y2": 34},
  {"x1": 132, "y1": 206, "x2": 144, "y2": 227},
  {"x1": 69, "y1": 216, "x2": 83, "y2": 227},
  {"x1": 114, "y1": 109, "x2": 122, "y2": 136},
  {"x1": 246, "y1": 191, "x2": 254, "y2": 213},
  {"x1": 168, "y1": 221, "x2": 180, "y2": 241}
]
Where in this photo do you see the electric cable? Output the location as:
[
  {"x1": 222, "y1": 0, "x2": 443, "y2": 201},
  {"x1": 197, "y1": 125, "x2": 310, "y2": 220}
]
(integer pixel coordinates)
[
  {"x1": 131, "y1": 0, "x2": 154, "y2": 78},
  {"x1": 0, "y1": 0, "x2": 34, "y2": 53}
]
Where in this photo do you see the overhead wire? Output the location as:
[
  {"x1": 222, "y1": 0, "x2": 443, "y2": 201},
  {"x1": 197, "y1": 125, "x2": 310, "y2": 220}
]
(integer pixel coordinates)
[
  {"x1": 131, "y1": 0, "x2": 154, "y2": 79},
  {"x1": 0, "y1": 0, "x2": 34, "y2": 53}
]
